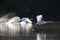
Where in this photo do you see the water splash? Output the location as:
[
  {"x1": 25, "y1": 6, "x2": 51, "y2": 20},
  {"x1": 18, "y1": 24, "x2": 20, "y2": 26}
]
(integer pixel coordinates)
[{"x1": 0, "y1": 12, "x2": 20, "y2": 36}]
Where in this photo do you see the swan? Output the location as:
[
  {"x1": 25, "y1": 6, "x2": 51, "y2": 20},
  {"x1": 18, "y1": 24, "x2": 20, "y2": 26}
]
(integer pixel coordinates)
[
  {"x1": 6, "y1": 16, "x2": 20, "y2": 35},
  {"x1": 20, "y1": 17, "x2": 33, "y2": 34},
  {"x1": 36, "y1": 15, "x2": 46, "y2": 25},
  {"x1": 36, "y1": 15, "x2": 53, "y2": 25}
]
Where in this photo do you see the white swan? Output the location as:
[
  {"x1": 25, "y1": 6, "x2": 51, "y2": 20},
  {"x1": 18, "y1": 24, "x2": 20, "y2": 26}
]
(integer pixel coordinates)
[
  {"x1": 20, "y1": 17, "x2": 33, "y2": 34},
  {"x1": 36, "y1": 15, "x2": 53, "y2": 25},
  {"x1": 6, "y1": 16, "x2": 20, "y2": 35},
  {"x1": 36, "y1": 15, "x2": 46, "y2": 25}
]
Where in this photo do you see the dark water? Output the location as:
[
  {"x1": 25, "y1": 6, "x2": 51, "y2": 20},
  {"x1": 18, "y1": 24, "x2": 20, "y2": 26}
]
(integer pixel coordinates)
[{"x1": 0, "y1": 33, "x2": 60, "y2": 40}]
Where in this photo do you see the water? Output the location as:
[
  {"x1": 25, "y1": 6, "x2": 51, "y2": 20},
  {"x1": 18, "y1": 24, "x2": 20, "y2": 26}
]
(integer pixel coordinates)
[
  {"x1": 0, "y1": 22, "x2": 60, "y2": 40},
  {"x1": 0, "y1": 32, "x2": 60, "y2": 40}
]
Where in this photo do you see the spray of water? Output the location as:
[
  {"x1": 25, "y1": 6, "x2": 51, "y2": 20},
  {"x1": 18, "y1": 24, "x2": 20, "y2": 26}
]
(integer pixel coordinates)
[{"x1": 0, "y1": 12, "x2": 20, "y2": 36}]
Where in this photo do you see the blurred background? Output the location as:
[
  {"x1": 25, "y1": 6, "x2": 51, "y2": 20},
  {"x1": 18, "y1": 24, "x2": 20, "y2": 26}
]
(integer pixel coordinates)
[{"x1": 0, "y1": 0, "x2": 60, "y2": 21}]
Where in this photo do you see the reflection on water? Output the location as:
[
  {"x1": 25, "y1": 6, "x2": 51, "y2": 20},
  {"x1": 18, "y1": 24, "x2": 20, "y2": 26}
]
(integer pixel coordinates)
[
  {"x1": 0, "y1": 27, "x2": 60, "y2": 40},
  {"x1": 0, "y1": 24, "x2": 60, "y2": 40},
  {"x1": 36, "y1": 33, "x2": 46, "y2": 40},
  {"x1": 0, "y1": 32, "x2": 60, "y2": 40}
]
